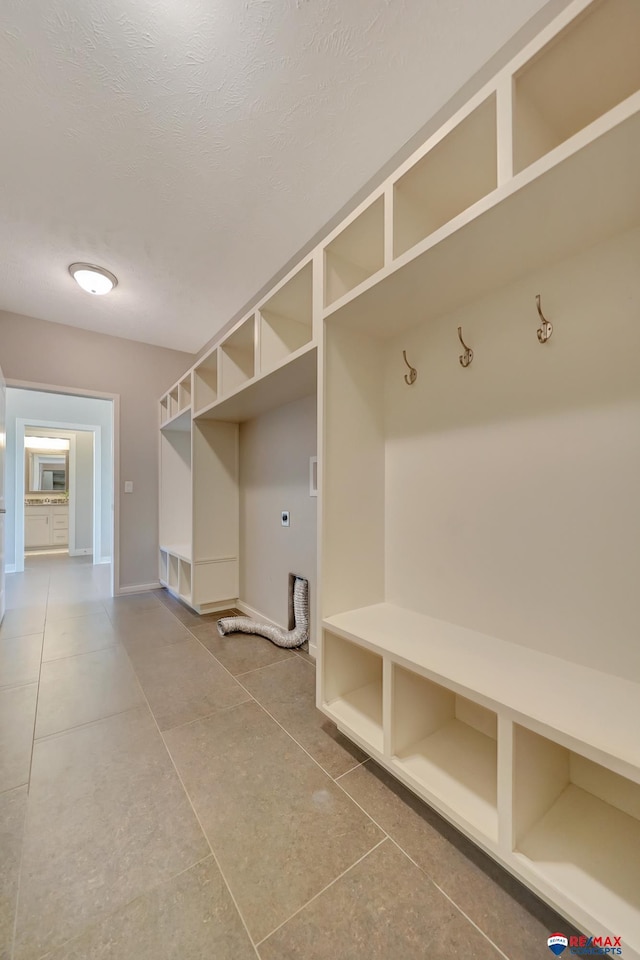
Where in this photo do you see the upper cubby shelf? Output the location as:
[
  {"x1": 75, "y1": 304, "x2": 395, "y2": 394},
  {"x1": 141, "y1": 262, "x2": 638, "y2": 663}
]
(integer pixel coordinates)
[
  {"x1": 193, "y1": 349, "x2": 218, "y2": 416},
  {"x1": 259, "y1": 261, "x2": 313, "y2": 375},
  {"x1": 324, "y1": 103, "x2": 640, "y2": 337},
  {"x1": 324, "y1": 196, "x2": 385, "y2": 308},
  {"x1": 513, "y1": 0, "x2": 640, "y2": 173},
  {"x1": 220, "y1": 315, "x2": 256, "y2": 396},
  {"x1": 393, "y1": 94, "x2": 497, "y2": 259}
]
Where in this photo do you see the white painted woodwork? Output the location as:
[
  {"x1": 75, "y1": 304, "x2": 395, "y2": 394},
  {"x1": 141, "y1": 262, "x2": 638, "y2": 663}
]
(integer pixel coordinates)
[
  {"x1": 24, "y1": 504, "x2": 69, "y2": 548},
  {"x1": 157, "y1": 0, "x2": 640, "y2": 948}
]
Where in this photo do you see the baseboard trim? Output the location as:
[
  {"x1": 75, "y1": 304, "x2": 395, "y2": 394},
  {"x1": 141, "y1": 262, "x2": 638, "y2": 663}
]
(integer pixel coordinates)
[
  {"x1": 6, "y1": 564, "x2": 16, "y2": 574},
  {"x1": 235, "y1": 599, "x2": 283, "y2": 630},
  {"x1": 308, "y1": 643, "x2": 317, "y2": 660},
  {"x1": 116, "y1": 581, "x2": 161, "y2": 596},
  {"x1": 69, "y1": 548, "x2": 92, "y2": 557}
]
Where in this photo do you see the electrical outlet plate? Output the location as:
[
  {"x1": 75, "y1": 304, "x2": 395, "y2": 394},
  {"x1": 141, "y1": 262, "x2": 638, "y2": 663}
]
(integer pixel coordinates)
[{"x1": 281, "y1": 510, "x2": 290, "y2": 526}]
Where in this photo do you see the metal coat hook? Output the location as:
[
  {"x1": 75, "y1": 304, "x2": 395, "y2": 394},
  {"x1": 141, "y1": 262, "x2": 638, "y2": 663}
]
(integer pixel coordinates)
[
  {"x1": 402, "y1": 350, "x2": 417, "y2": 385},
  {"x1": 457, "y1": 327, "x2": 473, "y2": 368},
  {"x1": 536, "y1": 294, "x2": 553, "y2": 343}
]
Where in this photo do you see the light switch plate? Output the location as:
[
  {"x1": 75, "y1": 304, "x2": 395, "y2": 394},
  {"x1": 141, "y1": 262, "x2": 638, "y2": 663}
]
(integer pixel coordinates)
[{"x1": 124, "y1": 481, "x2": 134, "y2": 494}]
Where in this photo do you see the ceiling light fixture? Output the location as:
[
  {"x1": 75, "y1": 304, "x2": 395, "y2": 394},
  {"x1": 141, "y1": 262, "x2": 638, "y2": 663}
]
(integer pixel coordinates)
[{"x1": 69, "y1": 262, "x2": 118, "y2": 295}]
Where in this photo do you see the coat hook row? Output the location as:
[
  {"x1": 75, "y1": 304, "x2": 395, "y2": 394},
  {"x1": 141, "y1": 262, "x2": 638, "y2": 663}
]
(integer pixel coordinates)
[
  {"x1": 402, "y1": 350, "x2": 417, "y2": 385},
  {"x1": 458, "y1": 326, "x2": 473, "y2": 368},
  {"x1": 536, "y1": 294, "x2": 553, "y2": 343}
]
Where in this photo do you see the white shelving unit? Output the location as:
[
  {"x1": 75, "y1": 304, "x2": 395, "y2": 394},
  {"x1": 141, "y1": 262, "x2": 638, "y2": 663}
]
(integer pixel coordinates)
[{"x1": 157, "y1": 0, "x2": 640, "y2": 947}]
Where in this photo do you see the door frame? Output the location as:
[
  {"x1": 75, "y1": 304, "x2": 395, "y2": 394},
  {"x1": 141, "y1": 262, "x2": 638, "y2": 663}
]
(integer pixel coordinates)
[{"x1": 7, "y1": 379, "x2": 119, "y2": 598}]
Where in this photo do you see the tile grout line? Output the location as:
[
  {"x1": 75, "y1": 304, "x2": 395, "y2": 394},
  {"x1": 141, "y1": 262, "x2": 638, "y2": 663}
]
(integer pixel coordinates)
[
  {"x1": 254, "y1": 837, "x2": 389, "y2": 949},
  {"x1": 11, "y1": 567, "x2": 51, "y2": 960},
  {"x1": 32, "y1": 853, "x2": 216, "y2": 960},
  {"x1": 117, "y1": 639, "x2": 262, "y2": 960},
  {"x1": 334, "y1": 758, "x2": 367, "y2": 781}
]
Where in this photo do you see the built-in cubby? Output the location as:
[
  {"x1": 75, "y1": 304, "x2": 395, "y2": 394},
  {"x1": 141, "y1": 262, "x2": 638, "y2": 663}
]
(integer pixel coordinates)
[
  {"x1": 159, "y1": 427, "x2": 191, "y2": 560},
  {"x1": 324, "y1": 196, "x2": 384, "y2": 307},
  {"x1": 160, "y1": 395, "x2": 170, "y2": 424},
  {"x1": 220, "y1": 316, "x2": 255, "y2": 395},
  {"x1": 178, "y1": 559, "x2": 192, "y2": 604},
  {"x1": 193, "y1": 349, "x2": 218, "y2": 414},
  {"x1": 393, "y1": 95, "x2": 497, "y2": 258},
  {"x1": 513, "y1": 0, "x2": 640, "y2": 173},
  {"x1": 392, "y1": 668, "x2": 498, "y2": 840},
  {"x1": 168, "y1": 553, "x2": 179, "y2": 592},
  {"x1": 259, "y1": 261, "x2": 313, "y2": 374},
  {"x1": 159, "y1": 549, "x2": 168, "y2": 586},
  {"x1": 514, "y1": 725, "x2": 640, "y2": 950},
  {"x1": 322, "y1": 632, "x2": 383, "y2": 753},
  {"x1": 178, "y1": 374, "x2": 191, "y2": 412}
]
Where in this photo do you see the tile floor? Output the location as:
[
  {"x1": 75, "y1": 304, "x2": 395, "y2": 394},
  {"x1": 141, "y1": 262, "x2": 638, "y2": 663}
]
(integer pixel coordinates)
[{"x1": 0, "y1": 555, "x2": 576, "y2": 959}]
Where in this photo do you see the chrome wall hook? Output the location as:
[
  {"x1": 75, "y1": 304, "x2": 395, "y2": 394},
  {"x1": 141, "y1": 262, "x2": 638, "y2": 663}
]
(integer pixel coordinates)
[
  {"x1": 402, "y1": 350, "x2": 417, "y2": 385},
  {"x1": 536, "y1": 294, "x2": 553, "y2": 343},
  {"x1": 457, "y1": 327, "x2": 473, "y2": 368}
]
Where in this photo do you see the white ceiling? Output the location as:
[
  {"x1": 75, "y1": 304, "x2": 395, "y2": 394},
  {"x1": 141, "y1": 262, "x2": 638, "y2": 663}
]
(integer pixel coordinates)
[{"x1": 0, "y1": 0, "x2": 557, "y2": 353}]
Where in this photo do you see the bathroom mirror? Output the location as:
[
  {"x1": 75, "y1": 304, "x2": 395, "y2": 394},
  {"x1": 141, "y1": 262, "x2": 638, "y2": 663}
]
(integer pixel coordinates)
[{"x1": 25, "y1": 450, "x2": 69, "y2": 493}]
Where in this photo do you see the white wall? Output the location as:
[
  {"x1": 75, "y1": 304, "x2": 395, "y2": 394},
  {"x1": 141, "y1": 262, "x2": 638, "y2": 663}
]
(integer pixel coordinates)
[
  {"x1": 0, "y1": 310, "x2": 193, "y2": 590},
  {"x1": 74, "y1": 430, "x2": 94, "y2": 552},
  {"x1": 239, "y1": 394, "x2": 317, "y2": 638},
  {"x1": 7, "y1": 390, "x2": 111, "y2": 564},
  {"x1": 384, "y1": 226, "x2": 640, "y2": 682}
]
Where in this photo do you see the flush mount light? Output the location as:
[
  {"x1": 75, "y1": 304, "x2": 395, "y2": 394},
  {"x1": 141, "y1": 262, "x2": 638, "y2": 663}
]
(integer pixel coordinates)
[{"x1": 69, "y1": 262, "x2": 118, "y2": 295}]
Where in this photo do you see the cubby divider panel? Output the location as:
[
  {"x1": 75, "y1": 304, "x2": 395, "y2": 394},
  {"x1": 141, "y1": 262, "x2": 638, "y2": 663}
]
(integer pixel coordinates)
[
  {"x1": 514, "y1": 724, "x2": 640, "y2": 949},
  {"x1": 178, "y1": 375, "x2": 192, "y2": 412},
  {"x1": 259, "y1": 261, "x2": 313, "y2": 374},
  {"x1": 220, "y1": 317, "x2": 255, "y2": 395},
  {"x1": 322, "y1": 632, "x2": 383, "y2": 753},
  {"x1": 179, "y1": 559, "x2": 192, "y2": 603},
  {"x1": 324, "y1": 197, "x2": 384, "y2": 307},
  {"x1": 392, "y1": 666, "x2": 498, "y2": 840},
  {"x1": 168, "y1": 554, "x2": 179, "y2": 592},
  {"x1": 513, "y1": 0, "x2": 640, "y2": 173},
  {"x1": 194, "y1": 351, "x2": 218, "y2": 413},
  {"x1": 393, "y1": 94, "x2": 497, "y2": 258}
]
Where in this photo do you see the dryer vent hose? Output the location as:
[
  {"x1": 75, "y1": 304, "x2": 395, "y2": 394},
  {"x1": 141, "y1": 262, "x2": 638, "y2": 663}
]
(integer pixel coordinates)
[{"x1": 217, "y1": 575, "x2": 309, "y2": 649}]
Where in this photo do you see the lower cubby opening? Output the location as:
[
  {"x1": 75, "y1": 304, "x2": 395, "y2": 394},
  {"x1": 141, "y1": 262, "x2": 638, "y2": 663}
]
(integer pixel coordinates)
[
  {"x1": 322, "y1": 632, "x2": 383, "y2": 753},
  {"x1": 391, "y1": 667, "x2": 498, "y2": 841},
  {"x1": 168, "y1": 554, "x2": 179, "y2": 592},
  {"x1": 514, "y1": 725, "x2": 640, "y2": 948},
  {"x1": 179, "y1": 560, "x2": 192, "y2": 604},
  {"x1": 159, "y1": 550, "x2": 168, "y2": 585}
]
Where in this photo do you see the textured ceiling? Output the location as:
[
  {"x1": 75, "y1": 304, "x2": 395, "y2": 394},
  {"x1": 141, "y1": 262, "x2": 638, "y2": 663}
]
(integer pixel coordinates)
[{"x1": 0, "y1": 0, "x2": 557, "y2": 352}]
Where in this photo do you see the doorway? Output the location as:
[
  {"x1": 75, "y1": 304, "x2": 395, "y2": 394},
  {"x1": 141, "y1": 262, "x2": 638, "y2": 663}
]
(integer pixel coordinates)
[{"x1": 5, "y1": 386, "x2": 115, "y2": 595}]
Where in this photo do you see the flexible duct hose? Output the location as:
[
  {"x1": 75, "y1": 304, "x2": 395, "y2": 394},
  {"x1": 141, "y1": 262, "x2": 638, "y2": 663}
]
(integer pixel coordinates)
[{"x1": 217, "y1": 576, "x2": 309, "y2": 649}]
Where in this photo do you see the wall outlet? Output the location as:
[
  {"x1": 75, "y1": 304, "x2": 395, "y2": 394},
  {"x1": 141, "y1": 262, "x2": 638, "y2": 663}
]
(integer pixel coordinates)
[{"x1": 281, "y1": 510, "x2": 290, "y2": 527}]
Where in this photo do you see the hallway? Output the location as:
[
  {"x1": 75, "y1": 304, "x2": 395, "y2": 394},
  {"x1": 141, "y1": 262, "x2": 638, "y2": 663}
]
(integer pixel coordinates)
[{"x1": 0, "y1": 557, "x2": 572, "y2": 959}]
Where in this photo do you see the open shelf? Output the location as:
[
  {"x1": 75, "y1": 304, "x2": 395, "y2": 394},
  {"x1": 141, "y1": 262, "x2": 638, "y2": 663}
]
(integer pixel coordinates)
[
  {"x1": 514, "y1": 725, "x2": 640, "y2": 950},
  {"x1": 324, "y1": 104, "x2": 640, "y2": 337},
  {"x1": 192, "y1": 420, "x2": 238, "y2": 566},
  {"x1": 194, "y1": 343, "x2": 316, "y2": 423},
  {"x1": 178, "y1": 374, "x2": 192, "y2": 412},
  {"x1": 159, "y1": 544, "x2": 191, "y2": 563},
  {"x1": 220, "y1": 316, "x2": 255, "y2": 396},
  {"x1": 322, "y1": 631, "x2": 383, "y2": 753},
  {"x1": 179, "y1": 559, "x2": 192, "y2": 604},
  {"x1": 392, "y1": 667, "x2": 498, "y2": 840},
  {"x1": 159, "y1": 429, "x2": 191, "y2": 564},
  {"x1": 324, "y1": 196, "x2": 385, "y2": 307},
  {"x1": 160, "y1": 395, "x2": 170, "y2": 425},
  {"x1": 160, "y1": 407, "x2": 191, "y2": 432},
  {"x1": 159, "y1": 549, "x2": 168, "y2": 585},
  {"x1": 514, "y1": 0, "x2": 640, "y2": 173},
  {"x1": 259, "y1": 261, "x2": 313, "y2": 374},
  {"x1": 394, "y1": 95, "x2": 497, "y2": 258},
  {"x1": 193, "y1": 349, "x2": 218, "y2": 414},
  {"x1": 168, "y1": 554, "x2": 179, "y2": 592}
]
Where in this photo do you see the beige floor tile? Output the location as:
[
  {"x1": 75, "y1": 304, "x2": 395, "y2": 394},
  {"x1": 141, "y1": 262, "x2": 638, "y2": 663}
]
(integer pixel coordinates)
[
  {"x1": 259, "y1": 839, "x2": 502, "y2": 959},
  {"x1": 240, "y1": 658, "x2": 366, "y2": 778},
  {"x1": 0, "y1": 608, "x2": 46, "y2": 641},
  {"x1": 0, "y1": 634, "x2": 43, "y2": 689},
  {"x1": 193, "y1": 623, "x2": 294, "y2": 676},
  {"x1": 35, "y1": 647, "x2": 145, "y2": 739},
  {"x1": 103, "y1": 594, "x2": 163, "y2": 619},
  {"x1": 164, "y1": 700, "x2": 383, "y2": 943},
  {"x1": 119, "y1": 618, "x2": 192, "y2": 659},
  {"x1": 339, "y1": 760, "x2": 578, "y2": 960},
  {"x1": 0, "y1": 684, "x2": 37, "y2": 792},
  {"x1": 45, "y1": 600, "x2": 107, "y2": 622},
  {"x1": 14, "y1": 706, "x2": 209, "y2": 960},
  {"x1": 127, "y1": 637, "x2": 250, "y2": 731},
  {"x1": 43, "y1": 614, "x2": 118, "y2": 661},
  {"x1": 44, "y1": 857, "x2": 255, "y2": 960},
  {"x1": 0, "y1": 785, "x2": 28, "y2": 960}
]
